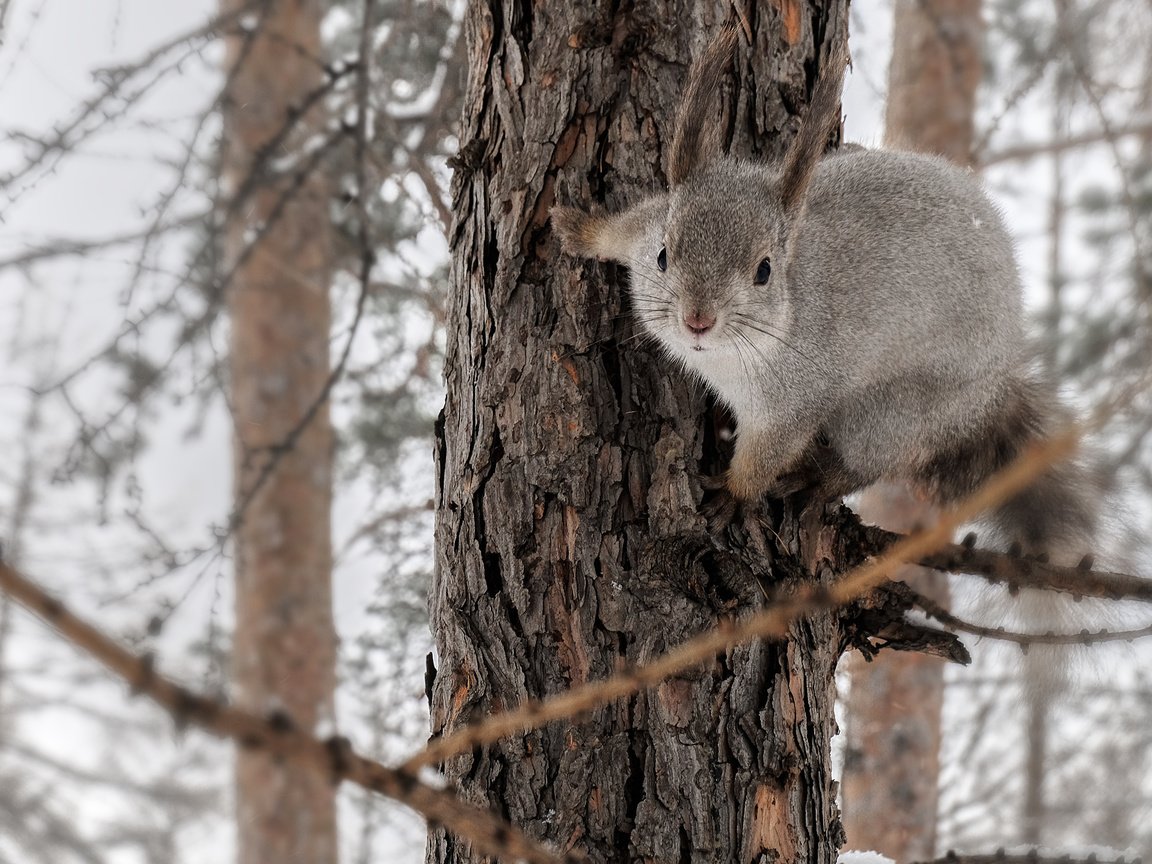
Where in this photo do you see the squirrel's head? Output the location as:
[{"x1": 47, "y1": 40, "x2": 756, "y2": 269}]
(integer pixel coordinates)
[{"x1": 552, "y1": 28, "x2": 847, "y2": 361}]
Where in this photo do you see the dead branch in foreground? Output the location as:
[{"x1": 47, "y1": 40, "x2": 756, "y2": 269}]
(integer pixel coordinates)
[{"x1": 0, "y1": 558, "x2": 578, "y2": 864}]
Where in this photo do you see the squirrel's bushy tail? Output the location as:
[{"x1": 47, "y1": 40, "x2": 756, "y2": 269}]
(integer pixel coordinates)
[
  {"x1": 982, "y1": 375, "x2": 1098, "y2": 567},
  {"x1": 921, "y1": 371, "x2": 1099, "y2": 567},
  {"x1": 987, "y1": 457, "x2": 1097, "y2": 566},
  {"x1": 924, "y1": 371, "x2": 1104, "y2": 693}
]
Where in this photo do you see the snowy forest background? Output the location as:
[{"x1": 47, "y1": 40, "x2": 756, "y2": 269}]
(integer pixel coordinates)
[{"x1": 1, "y1": 0, "x2": 1152, "y2": 861}]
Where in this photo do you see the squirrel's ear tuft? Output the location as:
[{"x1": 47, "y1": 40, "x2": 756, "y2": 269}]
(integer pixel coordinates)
[
  {"x1": 551, "y1": 206, "x2": 608, "y2": 260},
  {"x1": 778, "y1": 39, "x2": 850, "y2": 211},
  {"x1": 668, "y1": 27, "x2": 739, "y2": 186}
]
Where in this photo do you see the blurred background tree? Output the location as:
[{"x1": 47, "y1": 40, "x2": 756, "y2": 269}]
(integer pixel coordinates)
[{"x1": 842, "y1": 2, "x2": 982, "y2": 859}]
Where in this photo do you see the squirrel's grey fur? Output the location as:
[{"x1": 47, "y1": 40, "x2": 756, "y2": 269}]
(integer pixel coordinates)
[{"x1": 552, "y1": 30, "x2": 1096, "y2": 561}]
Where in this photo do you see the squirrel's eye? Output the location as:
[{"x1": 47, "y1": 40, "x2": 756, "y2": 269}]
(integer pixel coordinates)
[
  {"x1": 754, "y1": 258, "x2": 772, "y2": 285},
  {"x1": 657, "y1": 246, "x2": 667, "y2": 272}
]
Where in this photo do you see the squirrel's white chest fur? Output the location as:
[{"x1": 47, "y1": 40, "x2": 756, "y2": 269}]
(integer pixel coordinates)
[{"x1": 676, "y1": 345, "x2": 778, "y2": 426}]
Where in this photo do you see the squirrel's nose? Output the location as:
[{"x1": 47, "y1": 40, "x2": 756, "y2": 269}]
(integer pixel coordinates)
[{"x1": 684, "y1": 310, "x2": 716, "y2": 336}]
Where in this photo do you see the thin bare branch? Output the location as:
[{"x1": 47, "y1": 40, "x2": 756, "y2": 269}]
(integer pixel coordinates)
[
  {"x1": 0, "y1": 214, "x2": 206, "y2": 270},
  {"x1": 854, "y1": 523, "x2": 1152, "y2": 604},
  {"x1": 980, "y1": 118, "x2": 1152, "y2": 166},
  {"x1": 910, "y1": 588, "x2": 1152, "y2": 647},
  {"x1": 0, "y1": 559, "x2": 576, "y2": 864},
  {"x1": 0, "y1": 1, "x2": 264, "y2": 197}
]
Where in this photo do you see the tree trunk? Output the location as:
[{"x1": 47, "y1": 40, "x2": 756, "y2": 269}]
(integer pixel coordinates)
[
  {"x1": 222, "y1": 1, "x2": 338, "y2": 862},
  {"x1": 843, "y1": 489, "x2": 950, "y2": 863},
  {"x1": 430, "y1": 3, "x2": 852, "y2": 862},
  {"x1": 882, "y1": 0, "x2": 982, "y2": 164},
  {"x1": 841, "y1": 2, "x2": 981, "y2": 860},
  {"x1": 1021, "y1": 691, "x2": 1049, "y2": 845}
]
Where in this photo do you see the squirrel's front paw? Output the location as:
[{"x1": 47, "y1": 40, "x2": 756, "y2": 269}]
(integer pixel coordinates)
[
  {"x1": 699, "y1": 466, "x2": 768, "y2": 501},
  {"x1": 698, "y1": 471, "x2": 737, "y2": 533},
  {"x1": 702, "y1": 492, "x2": 772, "y2": 556},
  {"x1": 698, "y1": 471, "x2": 730, "y2": 493},
  {"x1": 701, "y1": 484, "x2": 739, "y2": 533},
  {"x1": 700, "y1": 473, "x2": 771, "y2": 554},
  {"x1": 723, "y1": 445, "x2": 780, "y2": 501},
  {"x1": 699, "y1": 466, "x2": 766, "y2": 525}
]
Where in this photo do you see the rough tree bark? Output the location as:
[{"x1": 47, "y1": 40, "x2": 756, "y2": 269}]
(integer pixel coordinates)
[
  {"x1": 430, "y1": 3, "x2": 857, "y2": 862},
  {"x1": 222, "y1": 1, "x2": 338, "y2": 862},
  {"x1": 842, "y1": 2, "x2": 982, "y2": 860}
]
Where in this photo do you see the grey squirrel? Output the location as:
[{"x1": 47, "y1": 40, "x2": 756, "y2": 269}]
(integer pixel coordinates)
[{"x1": 552, "y1": 29, "x2": 1096, "y2": 562}]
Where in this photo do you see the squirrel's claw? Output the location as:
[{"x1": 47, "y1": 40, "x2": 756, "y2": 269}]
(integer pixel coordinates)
[
  {"x1": 701, "y1": 485, "x2": 772, "y2": 557},
  {"x1": 699, "y1": 469, "x2": 756, "y2": 533},
  {"x1": 702, "y1": 488, "x2": 739, "y2": 533},
  {"x1": 698, "y1": 471, "x2": 729, "y2": 492}
]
